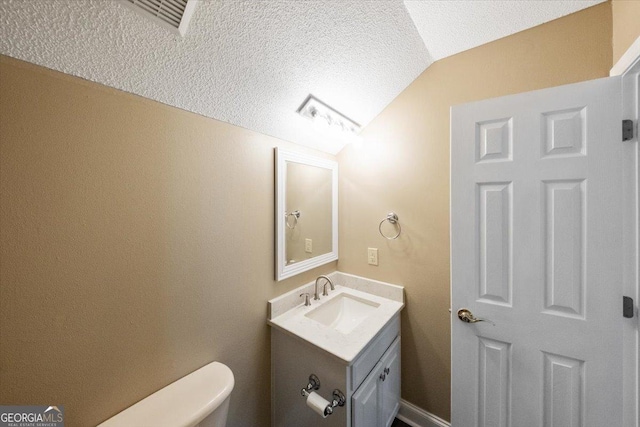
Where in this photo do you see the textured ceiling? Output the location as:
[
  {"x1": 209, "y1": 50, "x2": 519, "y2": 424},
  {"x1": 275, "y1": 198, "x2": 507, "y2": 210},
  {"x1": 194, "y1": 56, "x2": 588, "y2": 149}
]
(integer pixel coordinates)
[
  {"x1": 0, "y1": 0, "x2": 606, "y2": 154},
  {"x1": 404, "y1": 0, "x2": 606, "y2": 61},
  {"x1": 0, "y1": 0, "x2": 430, "y2": 154}
]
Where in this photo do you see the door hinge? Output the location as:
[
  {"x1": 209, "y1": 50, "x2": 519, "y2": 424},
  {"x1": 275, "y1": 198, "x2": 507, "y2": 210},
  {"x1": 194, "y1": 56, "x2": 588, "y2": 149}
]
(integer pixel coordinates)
[
  {"x1": 623, "y1": 296, "x2": 634, "y2": 318},
  {"x1": 622, "y1": 120, "x2": 634, "y2": 141}
]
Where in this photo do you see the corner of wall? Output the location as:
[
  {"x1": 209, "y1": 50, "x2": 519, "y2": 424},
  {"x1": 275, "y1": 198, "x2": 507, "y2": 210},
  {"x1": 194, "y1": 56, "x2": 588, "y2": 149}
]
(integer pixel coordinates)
[{"x1": 612, "y1": 0, "x2": 640, "y2": 65}]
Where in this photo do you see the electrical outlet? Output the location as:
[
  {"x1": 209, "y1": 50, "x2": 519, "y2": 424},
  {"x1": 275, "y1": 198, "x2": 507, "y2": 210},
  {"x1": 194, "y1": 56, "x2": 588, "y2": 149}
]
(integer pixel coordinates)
[
  {"x1": 367, "y1": 247, "x2": 378, "y2": 266},
  {"x1": 305, "y1": 238, "x2": 313, "y2": 253}
]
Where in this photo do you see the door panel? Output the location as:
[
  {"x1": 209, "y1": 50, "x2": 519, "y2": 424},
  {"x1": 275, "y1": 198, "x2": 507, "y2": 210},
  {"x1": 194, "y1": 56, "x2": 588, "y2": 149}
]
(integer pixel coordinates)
[
  {"x1": 478, "y1": 337, "x2": 511, "y2": 427},
  {"x1": 451, "y1": 76, "x2": 623, "y2": 426},
  {"x1": 352, "y1": 362, "x2": 381, "y2": 427},
  {"x1": 542, "y1": 179, "x2": 585, "y2": 318},
  {"x1": 477, "y1": 182, "x2": 512, "y2": 307},
  {"x1": 542, "y1": 351, "x2": 584, "y2": 427}
]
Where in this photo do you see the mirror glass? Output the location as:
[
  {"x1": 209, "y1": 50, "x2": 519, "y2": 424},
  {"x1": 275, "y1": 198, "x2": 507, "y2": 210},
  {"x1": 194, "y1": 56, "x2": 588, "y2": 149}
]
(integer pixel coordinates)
[{"x1": 275, "y1": 148, "x2": 338, "y2": 281}]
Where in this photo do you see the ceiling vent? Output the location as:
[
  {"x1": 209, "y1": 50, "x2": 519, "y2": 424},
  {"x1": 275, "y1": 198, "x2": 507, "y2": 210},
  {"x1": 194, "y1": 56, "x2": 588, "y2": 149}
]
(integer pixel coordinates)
[{"x1": 121, "y1": 0, "x2": 197, "y2": 36}]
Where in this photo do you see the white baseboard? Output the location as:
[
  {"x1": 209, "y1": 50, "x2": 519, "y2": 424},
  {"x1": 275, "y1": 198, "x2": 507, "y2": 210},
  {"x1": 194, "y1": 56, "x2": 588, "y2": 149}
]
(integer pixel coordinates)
[{"x1": 396, "y1": 399, "x2": 450, "y2": 427}]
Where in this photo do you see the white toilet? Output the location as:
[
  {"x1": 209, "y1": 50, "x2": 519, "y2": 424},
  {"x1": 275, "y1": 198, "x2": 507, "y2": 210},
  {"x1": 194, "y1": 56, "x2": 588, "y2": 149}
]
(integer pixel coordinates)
[{"x1": 98, "y1": 361, "x2": 234, "y2": 427}]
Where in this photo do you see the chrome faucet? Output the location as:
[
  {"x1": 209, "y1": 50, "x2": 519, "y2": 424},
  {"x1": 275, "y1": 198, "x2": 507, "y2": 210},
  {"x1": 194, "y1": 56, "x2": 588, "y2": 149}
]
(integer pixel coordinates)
[{"x1": 314, "y1": 275, "x2": 334, "y2": 300}]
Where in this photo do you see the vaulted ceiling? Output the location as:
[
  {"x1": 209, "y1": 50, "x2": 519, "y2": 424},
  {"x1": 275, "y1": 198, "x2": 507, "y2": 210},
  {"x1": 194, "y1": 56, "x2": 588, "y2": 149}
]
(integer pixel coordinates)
[{"x1": 0, "y1": 0, "x2": 604, "y2": 154}]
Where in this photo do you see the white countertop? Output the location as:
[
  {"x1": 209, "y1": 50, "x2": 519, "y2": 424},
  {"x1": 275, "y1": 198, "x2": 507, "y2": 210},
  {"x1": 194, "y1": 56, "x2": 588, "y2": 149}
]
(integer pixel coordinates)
[{"x1": 268, "y1": 273, "x2": 404, "y2": 363}]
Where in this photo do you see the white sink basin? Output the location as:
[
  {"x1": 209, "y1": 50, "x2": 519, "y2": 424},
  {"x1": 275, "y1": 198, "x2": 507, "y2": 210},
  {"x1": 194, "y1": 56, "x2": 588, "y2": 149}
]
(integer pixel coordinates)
[{"x1": 305, "y1": 293, "x2": 380, "y2": 334}]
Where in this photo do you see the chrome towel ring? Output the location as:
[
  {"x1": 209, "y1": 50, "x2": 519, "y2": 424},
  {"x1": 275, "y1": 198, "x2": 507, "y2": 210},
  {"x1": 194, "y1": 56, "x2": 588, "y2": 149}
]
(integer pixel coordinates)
[
  {"x1": 285, "y1": 210, "x2": 301, "y2": 229},
  {"x1": 379, "y1": 212, "x2": 401, "y2": 240}
]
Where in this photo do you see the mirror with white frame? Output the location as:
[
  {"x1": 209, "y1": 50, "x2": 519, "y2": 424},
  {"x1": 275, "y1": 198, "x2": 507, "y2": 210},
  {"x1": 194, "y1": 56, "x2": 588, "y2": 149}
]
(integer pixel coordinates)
[{"x1": 275, "y1": 148, "x2": 338, "y2": 281}]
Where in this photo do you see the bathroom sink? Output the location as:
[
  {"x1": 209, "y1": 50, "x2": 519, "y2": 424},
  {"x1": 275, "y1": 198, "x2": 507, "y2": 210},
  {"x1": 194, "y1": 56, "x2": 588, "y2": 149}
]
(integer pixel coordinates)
[
  {"x1": 305, "y1": 293, "x2": 380, "y2": 334},
  {"x1": 268, "y1": 276, "x2": 405, "y2": 362}
]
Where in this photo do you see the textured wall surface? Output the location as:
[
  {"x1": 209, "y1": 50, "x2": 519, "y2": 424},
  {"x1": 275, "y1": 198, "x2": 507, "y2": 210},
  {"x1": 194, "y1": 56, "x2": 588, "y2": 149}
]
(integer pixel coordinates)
[
  {"x1": 0, "y1": 55, "x2": 337, "y2": 427},
  {"x1": 612, "y1": 0, "x2": 640, "y2": 65},
  {"x1": 0, "y1": 0, "x2": 430, "y2": 154},
  {"x1": 337, "y1": 3, "x2": 612, "y2": 421}
]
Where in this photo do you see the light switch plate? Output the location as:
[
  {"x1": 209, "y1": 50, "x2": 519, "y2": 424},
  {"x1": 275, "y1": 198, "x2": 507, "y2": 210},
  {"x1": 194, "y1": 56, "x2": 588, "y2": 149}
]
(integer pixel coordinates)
[
  {"x1": 367, "y1": 247, "x2": 378, "y2": 266},
  {"x1": 305, "y1": 238, "x2": 313, "y2": 253}
]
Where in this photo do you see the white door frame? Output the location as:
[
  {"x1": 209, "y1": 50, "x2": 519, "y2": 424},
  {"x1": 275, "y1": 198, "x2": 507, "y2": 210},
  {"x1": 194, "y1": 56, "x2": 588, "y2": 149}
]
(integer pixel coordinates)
[{"x1": 611, "y1": 36, "x2": 640, "y2": 427}]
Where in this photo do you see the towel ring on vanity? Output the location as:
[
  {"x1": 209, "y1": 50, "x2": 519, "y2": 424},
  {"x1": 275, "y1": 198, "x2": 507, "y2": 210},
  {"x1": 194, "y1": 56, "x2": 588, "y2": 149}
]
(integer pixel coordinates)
[
  {"x1": 285, "y1": 210, "x2": 300, "y2": 229},
  {"x1": 379, "y1": 212, "x2": 401, "y2": 240}
]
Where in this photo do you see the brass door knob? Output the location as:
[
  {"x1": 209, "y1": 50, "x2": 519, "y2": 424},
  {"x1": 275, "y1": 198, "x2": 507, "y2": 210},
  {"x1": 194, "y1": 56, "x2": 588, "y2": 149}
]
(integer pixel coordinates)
[{"x1": 457, "y1": 308, "x2": 484, "y2": 323}]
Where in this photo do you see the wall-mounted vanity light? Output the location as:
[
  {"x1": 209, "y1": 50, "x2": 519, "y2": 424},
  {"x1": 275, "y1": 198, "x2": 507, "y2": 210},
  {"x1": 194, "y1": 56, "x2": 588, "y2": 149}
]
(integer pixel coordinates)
[{"x1": 297, "y1": 95, "x2": 361, "y2": 138}]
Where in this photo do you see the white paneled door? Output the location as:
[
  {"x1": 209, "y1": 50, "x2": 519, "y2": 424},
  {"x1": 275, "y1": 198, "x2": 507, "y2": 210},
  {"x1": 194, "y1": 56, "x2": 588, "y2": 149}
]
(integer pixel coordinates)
[{"x1": 451, "y1": 77, "x2": 624, "y2": 427}]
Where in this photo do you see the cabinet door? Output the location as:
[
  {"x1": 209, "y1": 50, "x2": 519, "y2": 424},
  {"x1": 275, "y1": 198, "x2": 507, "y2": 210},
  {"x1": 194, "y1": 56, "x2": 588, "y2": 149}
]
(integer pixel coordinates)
[
  {"x1": 379, "y1": 337, "x2": 401, "y2": 427},
  {"x1": 352, "y1": 361, "x2": 383, "y2": 427}
]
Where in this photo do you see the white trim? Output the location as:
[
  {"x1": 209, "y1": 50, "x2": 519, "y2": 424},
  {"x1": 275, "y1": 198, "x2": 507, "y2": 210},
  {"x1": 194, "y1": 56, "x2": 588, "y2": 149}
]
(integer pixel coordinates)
[
  {"x1": 611, "y1": 36, "x2": 640, "y2": 77},
  {"x1": 275, "y1": 148, "x2": 338, "y2": 281},
  {"x1": 177, "y1": 0, "x2": 198, "y2": 36},
  {"x1": 620, "y1": 41, "x2": 640, "y2": 427},
  {"x1": 396, "y1": 400, "x2": 450, "y2": 427}
]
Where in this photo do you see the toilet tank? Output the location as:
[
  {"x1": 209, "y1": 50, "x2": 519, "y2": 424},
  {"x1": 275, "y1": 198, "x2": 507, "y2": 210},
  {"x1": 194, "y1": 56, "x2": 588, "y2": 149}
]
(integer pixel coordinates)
[{"x1": 98, "y1": 362, "x2": 234, "y2": 427}]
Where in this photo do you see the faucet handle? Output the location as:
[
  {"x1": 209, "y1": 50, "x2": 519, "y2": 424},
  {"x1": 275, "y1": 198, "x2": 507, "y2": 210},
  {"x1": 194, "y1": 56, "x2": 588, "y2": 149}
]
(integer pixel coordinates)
[
  {"x1": 300, "y1": 293, "x2": 311, "y2": 307},
  {"x1": 322, "y1": 282, "x2": 331, "y2": 296}
]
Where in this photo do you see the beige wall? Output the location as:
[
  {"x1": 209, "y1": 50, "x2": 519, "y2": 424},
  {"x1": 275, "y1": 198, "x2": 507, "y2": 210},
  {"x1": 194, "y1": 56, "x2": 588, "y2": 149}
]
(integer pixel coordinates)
[
  {"x1": 337, "y1": 2, "x2": 612, "y2": 421},
  {"x1": 0, "y1": 3, "x2": 617, "y2": 425},
  {"x1": 612, "y1": 0, "x2": 640, "y2": 65},
  {"x1": 0, "y1": 55, "x2": 337, "y2": 426}
]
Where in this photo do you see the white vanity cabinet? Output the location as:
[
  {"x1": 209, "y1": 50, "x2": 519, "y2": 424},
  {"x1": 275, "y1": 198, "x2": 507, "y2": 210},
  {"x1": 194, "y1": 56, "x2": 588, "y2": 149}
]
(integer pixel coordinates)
[
  {"x1": 352, "y1": 337, "x2": 401, "y2": 427},
  {"x1": 271, "y1": 314, "x2": 401, "y2": 427}
]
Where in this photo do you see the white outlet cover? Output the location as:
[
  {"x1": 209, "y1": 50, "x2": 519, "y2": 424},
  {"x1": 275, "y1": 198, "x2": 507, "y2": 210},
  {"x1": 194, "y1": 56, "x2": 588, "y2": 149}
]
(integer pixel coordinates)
[{"x1": 367, "y1": 248, "x2": 379, "y2": 266}]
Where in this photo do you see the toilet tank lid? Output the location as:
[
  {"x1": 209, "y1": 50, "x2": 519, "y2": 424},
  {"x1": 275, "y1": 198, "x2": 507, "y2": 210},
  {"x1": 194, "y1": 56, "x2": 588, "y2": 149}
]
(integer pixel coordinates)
[{"x1": 98, "y1": 361, "x2": 234, "y2": 427}]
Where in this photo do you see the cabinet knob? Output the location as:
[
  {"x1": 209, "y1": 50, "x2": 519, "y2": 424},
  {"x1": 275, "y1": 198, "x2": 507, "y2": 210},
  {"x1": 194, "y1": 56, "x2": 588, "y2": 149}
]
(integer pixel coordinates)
[
  {"x1": 384, "y1": 367, "x2": 390, "y2": 375},
  {"x1": 379, "y1": 373, "x2": 386, "y2": 381}
]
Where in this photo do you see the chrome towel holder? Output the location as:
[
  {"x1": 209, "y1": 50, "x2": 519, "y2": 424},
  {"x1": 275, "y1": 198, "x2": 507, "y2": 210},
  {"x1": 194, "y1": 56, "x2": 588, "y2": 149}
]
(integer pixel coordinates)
[
  {"x1": 379, "y1": 212, "x2": 401, "y2": 240},
  {"x1": 285, "y1": 210, "x2": 300, "y2": 229}
]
